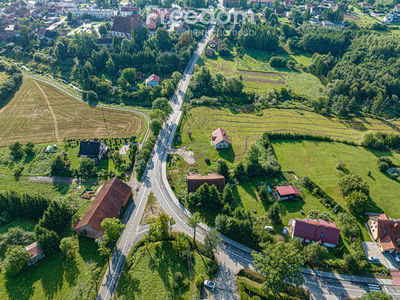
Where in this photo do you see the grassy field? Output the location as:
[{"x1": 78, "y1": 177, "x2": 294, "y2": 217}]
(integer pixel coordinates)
[
  {"x1": 274, "y1": 141, "x2": 400, "y2": 228},
  {"x1": 0, "y1": 71, "x2": 7, "y2": 82},
  {"x1": 178, "y1": 106, "x2": 400, "y2": 164},
  {"x1": 202, "y1": 49, "x2": 322, "y2": 100},
  {"x1": 345, "y1": 13, "x2": 380, "y2": 27},
  {"x1": 169, "y1": 106, "x2": 400, "y2": 236},
  {"x1": 116, "y1": 241, "x2": 210, "y2": 300},
  {"x1": 0, "y1": 77, "x2": 144, "y2": 147}
]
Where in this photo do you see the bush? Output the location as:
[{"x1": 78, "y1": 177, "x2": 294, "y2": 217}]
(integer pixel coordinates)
[
  {"x1": 195, "y1": 276, "x2": 204, "y2": 290},
  {"x1": 174, "y1": 271, "x2": 184, "y2": 283},
  {"x1": 207, "y1": 260, "x2": 218, "y2": 278},
  {"x1": 378, "y1": 161, "x2": 389, "y2": 172},
  {"x1": 269, "y1": 56, "x2": 287, "y2": 68},
  {"x1": 335, "y1": 160, "x2": 346, "y2": 170}
]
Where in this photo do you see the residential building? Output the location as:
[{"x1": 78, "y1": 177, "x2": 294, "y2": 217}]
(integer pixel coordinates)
[
  {"x1": 275, "y1": 185, "x2": 300, "y2": 200},
  {"x1": 309, "y1": 19, "x2": 321, "y2": 25},
  {"x1": 275, "y1": 7, "x2": 285, "y2": 16},
  {"x1": 44, "y1": 30, "x2": 58, "y2": 41},
  {"x1": 284, "y1": 0, "x2": 296, "y2": 5},
  {"x1": 290, "y1": 218, "x2": 340, "y2": 247},
  {"x1": 205, "y1": 48, "x2": 215, "y2": 56},
  {"x1": 208, "y1": 35, "x2": 222, "y2": 48},
  {"x1": 394, "y1": 4, "x2": 400, "y2": 13},
  {"x1": 367, "y1": 214, "x2": 400, "y2": 253},
  {"x1": 211, "y1": 128, "x2": 230, "y2": 149},
  {"x1": 111, "y1": 15, "x2": 137, "y2": 39},
  {"x1": 383, "y1": 12, "x2": 400, "y2": 23},
  {"x1": 311, "y1": 5, "x2": 328, "y2": 15},
  {"x1": 224, "y1": 0, "x2": 239, "y2": 7},
  {"x1": 120, "y1": 6, "x2": 141, "y2": 17},
  {"x1": 73, "y1": 178, "x2": 132, "y2": 239},
  {"x1": 78, "y1": 138, "x2": 107, "y2": 162},
  {"x1": 145, "y1": 74, "x2": 160, "y2": 87},
  {"x1": 26, "y1": 242, "x2": 44, "y2": 266},
  {"x1": 145, "y1": 13, "x2": 159, "y2": 31},
  {"x1": 321, "y1": 20, "x2": 345, "y2": 28},
  {"x1": 358, "y1": 2, "x2": 373, "y2": 8},
  {"x1": 186, "y1": 173, "x2": 226, "y2": 193}
]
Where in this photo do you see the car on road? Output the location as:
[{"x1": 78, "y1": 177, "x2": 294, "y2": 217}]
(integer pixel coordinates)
[
  {"x1": 368, "y1": 256, "x2": 380, "y2": 263},
  {"x1": 204, "y1": 280, "x2": 216, "y2": 290},
  {"x1": 282, "y1": 227, "x2": 288, "y2": 236}
]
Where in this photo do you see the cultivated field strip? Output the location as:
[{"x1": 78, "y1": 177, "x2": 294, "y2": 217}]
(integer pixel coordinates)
[{"x1": 0, "y1": 78, "x2": 144, "y2": 146}]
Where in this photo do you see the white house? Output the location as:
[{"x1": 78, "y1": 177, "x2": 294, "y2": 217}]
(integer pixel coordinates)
[
  {"x1": 67, "y1": 8, "x2": 114, "y2": 19},
  {"x1": 211, "y1": 128, "x2": 230, "y2": 149},
  {"x1": 145, "y1": 74, "x2": 160, "y2": 87}
]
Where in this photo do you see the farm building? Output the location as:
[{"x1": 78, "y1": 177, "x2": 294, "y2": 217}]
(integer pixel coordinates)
[
  {"x1": 73, "y1": 178, "x2": 132, "y2": 239},
  {"x1": 145, "y1": 74, "x2": 160, "y2": 87},
  {"x1": 78, "y1": 139, "x2": 107, "y2": 162},
  {"x1": 186, "y1": 173, "x2": 226, "y2": 193},
  {"x1": 26, "y1": 242, "x2": 44, "y2": 266},
  {"x1": 367, "y1": 214, "x2": 400, "y2": 253},
  {"x1": 290, "y1": 218, "x2": 340, "y2": 248},
  {"x1": 211, "y1": 128, "x2": 230, "y2": 149},
  {"x1": 275, "y1": 185, "x2": 300, "y2": 200}
]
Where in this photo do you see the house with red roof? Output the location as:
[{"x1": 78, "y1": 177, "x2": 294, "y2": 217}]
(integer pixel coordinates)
[
  {"x1": 211, "y1": 128, "x2": 230, "y2": 149},
  {"x1": 367, "y1": 214, "x2": 400, "y2": 253},
  {"x1": 358, "y1": 2, "x2": 373, "y2": 8},
  {"x1": 187, "y1": 173, "x2": 226, "y2": 193},
  {"x1": 26, "y1": 242, "x2": 44, "y2": 265},
  {"x1": 275, "y1": 185, "x2": 300, "y2": 200},
  {"x1": 208, "y1": 35, "x2": 222, "y2": 48},
  {"x1": 290, "y1": 218, "x2": 340, "y2": 248},
  {"x1": 73, "y1": 178, "x2": 132, "y2": 239},
  {"x1": 145, "y1": 74, "x2": 160, "y2": 87},
  {"x1": 145, "y1": 13, "x2": 159, "y2": 31}
]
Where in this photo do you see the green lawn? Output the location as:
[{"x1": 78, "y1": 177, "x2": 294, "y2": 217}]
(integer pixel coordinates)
[
  {"x1": 0, "y1": 71, "x2": 7, "y2": 83},
  {"x1": 0, "y1": 196, "x2": 107, "y2": 300},
  {"x1": 273, "y1": 140, "x2": 400, "y2": 239},
  {"x1": 203, "y1": 49, "x2": 322, "y2": 99},
  {"x1": 116, "y1": 241, "x2": 210, "y2": 300}
]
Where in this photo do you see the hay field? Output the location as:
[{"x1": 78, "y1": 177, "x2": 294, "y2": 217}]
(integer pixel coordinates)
[{"x1": 0, "y1": 77, "x2": 144, "y2": 146}]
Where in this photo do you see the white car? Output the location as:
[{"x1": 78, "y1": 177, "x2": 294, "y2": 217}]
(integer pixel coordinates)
[
  {"x1": 368, "y1": 256, "x2": 380, "y2": 262},
  {"x1": 204, "y1": 280, "x2": 216, "y2": 289},
  {"x1": 395, "y1": 256, "x2": 400, "y2": 263}
]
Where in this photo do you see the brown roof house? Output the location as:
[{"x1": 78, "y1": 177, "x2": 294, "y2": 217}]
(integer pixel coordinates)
[
  {"x1": 187, "y1": 173, "x2": 226, "y2": 193},
  {"x1": 275, "y1": 185, "x2": 300, "y2": 200},
  {"x1": 208, "y1": 35, "x2": 222, "y2": 48},
  {"x1": 73, "y1": 178, "x2": 132, "y2": 239},
  {"x1": 205, "y1": 48, "x2": 215, "y2": 57},
  {"x1": 26, "y1": 242, "x2": 44, "y2": 266},
  {"x1": 211, "y1": 128, "x2": 230, "y2": 149},
  {"x1": 290, "y1": 218, "x2": 340, "y2": 248},
  {"x1": 368, "y1": 214, "x2": 400, "y2": 253},
  {"x1": 111, "y1": 15, "x2": 142, "y2": 39}
]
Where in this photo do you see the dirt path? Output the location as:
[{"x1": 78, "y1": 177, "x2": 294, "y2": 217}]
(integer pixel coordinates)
[
  {"x1": 28, "y1": 176, "x2": 102, "y2": 185},
  {"x1": 34, "y1": 80, "x2": 61, "y2": 142}
]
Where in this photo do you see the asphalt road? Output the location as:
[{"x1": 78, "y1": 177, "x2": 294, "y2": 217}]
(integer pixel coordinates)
[{"x1": 96, "y1": 21, "x2": 217, "y2": 300}]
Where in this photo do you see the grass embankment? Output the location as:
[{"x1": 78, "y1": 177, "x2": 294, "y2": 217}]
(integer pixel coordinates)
[
  {"x1": 116, "y1": 240, "x2": 211, "y2": 300},
  {"x1": 237, "y1": 268, "x2": 310, "y2": 300},
  {"x1": 0, "y1": 77, "x2": 144, "y2": 147},
  {"x1": 202, "y1": 49, "x2": 322, "y2": 100}
]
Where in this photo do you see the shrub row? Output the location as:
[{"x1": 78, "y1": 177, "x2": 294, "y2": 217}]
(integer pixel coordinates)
[{"x1": 0, "y1": 73, "x2": 22, "y2": 103}]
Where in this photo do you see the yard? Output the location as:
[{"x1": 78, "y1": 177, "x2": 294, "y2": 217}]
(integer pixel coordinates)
[
  {"x1": 201, "y1": 49, "x2": 323, "y2": 101},
  {"x1": 0, "y1": 193, "x2": 107, "y2": 300},
  {"x1": 169, "y1": 106, "x2": 400, "y2": 239},
  {"x1": 116, "y1": 241, "x2": 211, "y2": 300},
  {"x1": 0, "y1": 77, "x2": 145, "y2": 147}
]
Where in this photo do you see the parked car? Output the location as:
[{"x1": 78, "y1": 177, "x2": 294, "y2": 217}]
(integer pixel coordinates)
[
  {"x1": 204, "y1": 280, "x2": 216, "y2": 290},
  {"x1": 368, "y1": 256, "x2": 380, "y2": 262},
  {"x1": 395, "y1": 256, "x2": 400, "y2": 263},
  {"x1": 282, "y1": 227, "x2": 288, "y2": 236},
  {"x1": 264, "y1": 226, "x2": 274, "y2": 232}
]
